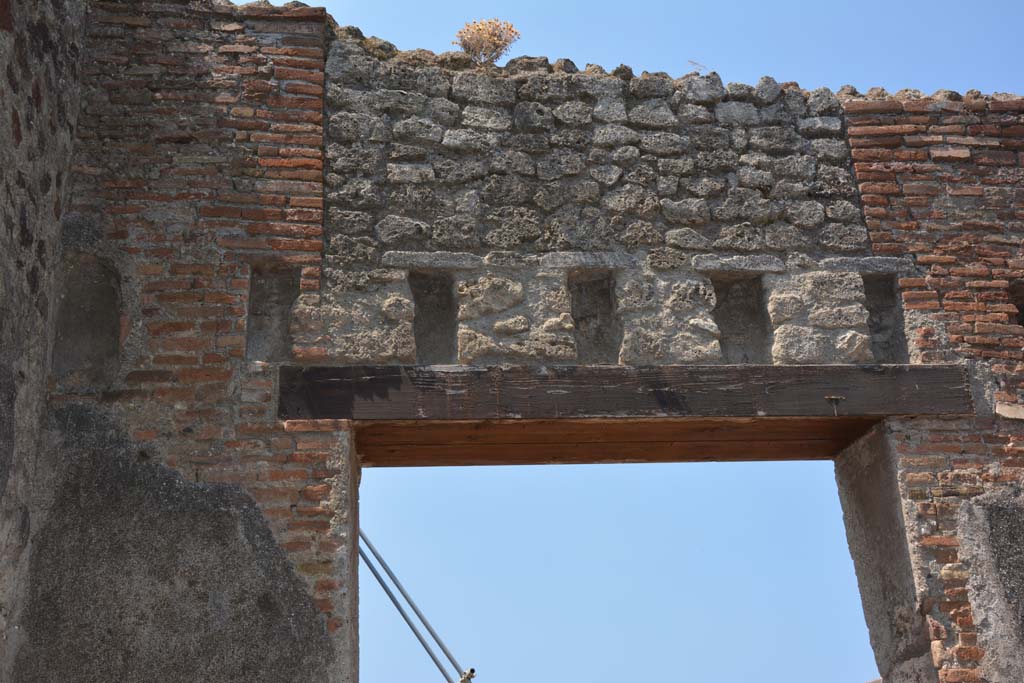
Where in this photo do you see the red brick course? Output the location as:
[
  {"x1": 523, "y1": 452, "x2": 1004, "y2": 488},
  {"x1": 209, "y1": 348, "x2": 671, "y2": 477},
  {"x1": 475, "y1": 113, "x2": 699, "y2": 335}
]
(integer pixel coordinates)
[
  {"x1": 847, "y1": 95, "x2": 1024, "y2": 681},
  {"x1": 61, "y1": 0, "x2": 345, "y2": 630}
]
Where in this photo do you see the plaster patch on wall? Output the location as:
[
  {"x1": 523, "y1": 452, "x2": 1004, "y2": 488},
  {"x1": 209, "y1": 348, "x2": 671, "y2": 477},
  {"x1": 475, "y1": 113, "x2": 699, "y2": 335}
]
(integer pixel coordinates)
[{"x1": 247, "y1": 266, "x2": 301, "y2": 363}]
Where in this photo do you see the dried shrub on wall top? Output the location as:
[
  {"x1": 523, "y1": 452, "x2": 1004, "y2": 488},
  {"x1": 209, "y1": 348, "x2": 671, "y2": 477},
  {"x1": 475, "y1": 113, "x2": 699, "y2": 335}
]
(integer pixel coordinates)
[{"x1": 453, "y1": 19, "x2": 521, "y2": 66}]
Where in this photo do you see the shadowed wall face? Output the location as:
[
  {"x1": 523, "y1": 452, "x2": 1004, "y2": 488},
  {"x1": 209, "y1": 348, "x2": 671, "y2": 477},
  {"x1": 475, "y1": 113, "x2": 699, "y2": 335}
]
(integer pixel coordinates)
[
  {"x1": 247, "y1": 266, "x2": 301, "y2": 363},
  {"x1": 710, "y1": 275, "x2": 771, "y2": 364},
  {"x1": 410, "y1": 270, "x2": 458, "y2": 364},
  {"x1": 11, "y1": 406, "x2": 336, "y2": 683},
  {"x1": 53, "y1": 254, "x2": 121, "y2": 389},
  {"x1": 0, "y1": 0, "x2": 87, "y2": 675},
  {"x1": 861, "y1": 274, "x2": 908, "y2": 364},
  {"x1": 568, "y1": 270, "x2": 622, "y2": 363}
]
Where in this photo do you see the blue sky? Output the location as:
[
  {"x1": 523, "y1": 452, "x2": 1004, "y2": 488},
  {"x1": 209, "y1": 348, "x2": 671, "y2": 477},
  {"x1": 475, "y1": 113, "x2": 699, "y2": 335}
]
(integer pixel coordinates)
[
  {"x1": 359, "y1": 462, "x2": 877, "y2": 683},
  {"x1": 304, "y1": 0, "x2": 1024, "y2": 95},
  {"x1": 264, "y1": 0, "x2": 1024, "y2": 680}
]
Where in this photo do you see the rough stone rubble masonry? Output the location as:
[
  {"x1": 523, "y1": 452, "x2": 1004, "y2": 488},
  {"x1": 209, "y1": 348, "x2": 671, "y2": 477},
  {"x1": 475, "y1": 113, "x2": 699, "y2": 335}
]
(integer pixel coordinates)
[{"x1": 0, "y1": 0, "x2": 1022, "y2": 681}]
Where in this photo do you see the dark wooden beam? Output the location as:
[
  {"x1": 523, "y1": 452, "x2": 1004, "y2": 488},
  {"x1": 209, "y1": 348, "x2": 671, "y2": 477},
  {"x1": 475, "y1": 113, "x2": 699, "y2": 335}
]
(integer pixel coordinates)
[
  {"x1": 355, "y1": 416, "x2": 879, "y2": 467},
  {"x1": 279, "y1": 364, "x2": 970, "y2": 421}
]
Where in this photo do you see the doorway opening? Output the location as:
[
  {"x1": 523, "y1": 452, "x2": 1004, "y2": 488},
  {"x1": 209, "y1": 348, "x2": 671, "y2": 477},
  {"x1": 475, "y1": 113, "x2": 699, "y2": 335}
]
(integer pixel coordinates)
[{"x1": 358, "y1": 461, "x2": 879, "y2": 683}]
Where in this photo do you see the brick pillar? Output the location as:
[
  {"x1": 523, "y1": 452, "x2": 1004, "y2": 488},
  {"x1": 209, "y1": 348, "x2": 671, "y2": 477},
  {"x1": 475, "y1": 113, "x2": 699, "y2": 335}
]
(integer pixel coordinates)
[
  {"x1": 283, "y1": 419, "x2": 361, "y2": 683},
  {"x1": 62, "y1": 0, "x2": 356, "y2": 664},
  {"x1": 844, "y1": 94, "x2": 1024, "y2": 683}
]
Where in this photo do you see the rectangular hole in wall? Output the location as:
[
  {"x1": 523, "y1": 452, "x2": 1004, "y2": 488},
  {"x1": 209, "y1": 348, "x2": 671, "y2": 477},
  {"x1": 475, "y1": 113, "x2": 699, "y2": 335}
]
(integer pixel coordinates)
[
  {"x1": 1009, "y1": 280, "x2": 1024, "y2": 326},
  {"x1": 861, "y1": 274, "x2": 909, "y2": 363},
  {"x1": 53, "y1": 253, "x2": 122, "y2": 389},
  {"x1": 246, "y1": 265, "x2": 300, "y2": 362},
  {"x1": 709, "y1": 274, "x2": 770, "y2": 364},
  {"x1": 409, "y1": 270, "x2": 457, "y2": 365},
  {"x1": 568, "y1": 270, "x2": 623, "y2": 364}
]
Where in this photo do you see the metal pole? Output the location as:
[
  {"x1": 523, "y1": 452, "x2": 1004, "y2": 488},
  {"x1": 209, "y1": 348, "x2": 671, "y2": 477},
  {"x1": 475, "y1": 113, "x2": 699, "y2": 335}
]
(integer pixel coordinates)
[
  {"x1": 359, "y1": 546, "x2": 455, "y2": 683},
  {"x1": 359, "y1": 529, "x2": 465, "y2": 675}
]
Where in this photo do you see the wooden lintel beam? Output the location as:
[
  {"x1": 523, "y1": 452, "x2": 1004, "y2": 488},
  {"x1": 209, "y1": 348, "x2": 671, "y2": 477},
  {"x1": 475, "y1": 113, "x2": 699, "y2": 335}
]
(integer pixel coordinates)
[
  {"x1": 278, "y1": 364, "x2": 971, "y2": 421},
  {"x1": 354, "y1": 416, "x2": 881, "y2": 467}
]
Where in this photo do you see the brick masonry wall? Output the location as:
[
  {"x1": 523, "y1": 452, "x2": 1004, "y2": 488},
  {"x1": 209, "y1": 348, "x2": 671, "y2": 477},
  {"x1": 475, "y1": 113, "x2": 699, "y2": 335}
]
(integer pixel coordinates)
[
  {"x1": 845, "y1": 95, "x2": 1024, "y2": 682},
  {"x1": 57, "y1": 0, "x2": 359, "y2": 657}
]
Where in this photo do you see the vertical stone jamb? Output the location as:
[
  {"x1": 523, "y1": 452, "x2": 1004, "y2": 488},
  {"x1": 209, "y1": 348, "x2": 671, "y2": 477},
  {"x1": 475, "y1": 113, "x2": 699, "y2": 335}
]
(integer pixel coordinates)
[
  {"x1": 284, "y1": 419, "x2": 360, "y2": 683},
  {"x1": 835, "y1": 424, "x2": 937, "y2": 683}
]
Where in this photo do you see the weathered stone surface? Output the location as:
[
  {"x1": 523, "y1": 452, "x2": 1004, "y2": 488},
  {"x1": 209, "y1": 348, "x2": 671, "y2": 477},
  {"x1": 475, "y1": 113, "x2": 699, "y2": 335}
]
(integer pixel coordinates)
[
  {"x1": 628, "y1": 99, "x2": 677, "y2": 129},
  {"x1": 765, "y1": 223, "x2": 811, "y2": 250},
  {"x1": 665, "y1": 228, "x2": 711, "y2": 250},
  {"x1": 553, "y1": 101, "x2": 593, "y2": 125},
  {"x1": 661, "y1": 198, "x2": 710, "y2": 225},
  {"x1": 772, "y1": 324, "x2": 831, "y2": 363},
  {"x1": 11, "y1": 406, "x2": 335, "y2": 683},
  {"x1": 442, "y1": 128, "x2": 495, "y2": 151},
  {"x1": 514, "y1": 101, "x2": 555, "y2": 131},
  {"x1": 640, "y1": 132, "x2": 688, "y2": 155},
  {"x1": 835, "y1": 427, "x2": 936, "y2": 683},
  {"x1": 594, "y1": 124, "x2": 641, "y2": 147},
  {"x1": 677, "y1": 73, "x2": 726, "y2": 104},
  {"x1": 458, "y1": 276, "x2": 525, "y2": 319},
  {"x1": 692, "y1": 254, "x2": 786, "y2": 273},
  {"x1": 836, "y1": 330, "x2": 873, "y2": 361},
  {"x1": 754, "y1": 76, "x2": 782, "y2": 104},
  {"x1": 811, "y1": 138, "x2": 850, "y2": 163},
  {"x1": 716, "y1": 101, "x2": 759, "y2": 125},
  {"x1": 462, "y1": 106, "x2": 513, "y2": 130},
  {"x1": 826, "y1": 200, "x2": 861, "y2": 223},
  {"x1": 602, "y1": 184, "x2": 659, "y2": 216},
  {"x1": 820, "y1": 223, "x2": 869, "y2": 251},
  {"x1": 798, "y1": 116, "x2": 843, "y2": 137},
  {"x1": 786, "y1": 200, "x2": 826, "y2": 228},
  {"x1": 386, "y1": 163, "x2": 435, "y2": 183},
  {"x1": 452, "y1": 72, "x2": 515, "y2": 105},
  {"x1": 592, "y1": 97, "x2": 628, "y2": 123},
  {"x1": 809, "y1": 303, "x2": 869, "y2": 329},
  {"x1": 960, "y1": 489, "x2": 1024, "y2": 683},
  {"x1": 539, "y1": 251, "x2": 633, "y2": 269},
  {"x1": 1, "y1": 0, "x2": 89, "y2": 675},
  {"x1": 714, "y1": 222, "x2": 765, "y2": 251},
  {"x1": 393, "y1": 116, "x2": 444, "y2": 143},
  {"x1": 376, "y1": 215, "x2": 430, "y2": 244},
  {"x1": 382, "y1": 251, "x2": 482, "y2": 269},
  {"x1": 764, "y1": 272, "x2": 871, "y2": 363},
  {"x1": 493, "y1": 315, "x2": 530, "y2": 335}
]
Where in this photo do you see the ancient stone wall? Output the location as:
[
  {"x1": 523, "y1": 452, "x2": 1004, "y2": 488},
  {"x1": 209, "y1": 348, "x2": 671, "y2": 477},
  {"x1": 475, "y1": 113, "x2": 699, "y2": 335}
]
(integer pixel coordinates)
[
  {"x1": 0, "y1": 0, "x2": 87, "y2": 674},
  {"x1": 1, "y1": 1, "x2": 1023, "y2": 682},
  {"x1": 301, "y1": 31, "x2": 905, "y2": 367}
]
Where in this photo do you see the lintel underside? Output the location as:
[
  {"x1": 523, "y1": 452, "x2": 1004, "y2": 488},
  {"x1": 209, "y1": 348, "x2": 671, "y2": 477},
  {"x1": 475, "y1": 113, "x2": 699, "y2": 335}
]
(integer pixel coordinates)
[{"x1": 279, "y1": 364, "x2": 971, "y2": 467}]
